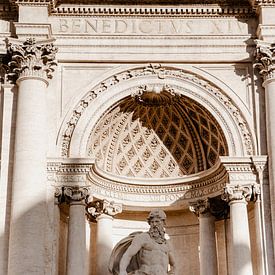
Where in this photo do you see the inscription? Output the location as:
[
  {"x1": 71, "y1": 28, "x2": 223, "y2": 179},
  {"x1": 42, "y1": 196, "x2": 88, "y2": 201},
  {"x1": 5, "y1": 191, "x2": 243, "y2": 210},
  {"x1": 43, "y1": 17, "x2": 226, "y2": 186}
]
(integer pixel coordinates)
[{"x1": 51, "y1": 18, "x2": 253, "y2": 36}]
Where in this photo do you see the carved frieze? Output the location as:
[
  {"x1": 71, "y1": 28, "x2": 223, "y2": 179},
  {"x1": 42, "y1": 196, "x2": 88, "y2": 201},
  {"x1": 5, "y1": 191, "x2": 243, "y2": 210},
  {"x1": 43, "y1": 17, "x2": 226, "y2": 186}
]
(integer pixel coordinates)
[
  {"x1": 5, "y1": 38, "x2": 57, "y2": 82},
  {"x1": 254, "y1": 40, "x2": 275, "y2": 82}
]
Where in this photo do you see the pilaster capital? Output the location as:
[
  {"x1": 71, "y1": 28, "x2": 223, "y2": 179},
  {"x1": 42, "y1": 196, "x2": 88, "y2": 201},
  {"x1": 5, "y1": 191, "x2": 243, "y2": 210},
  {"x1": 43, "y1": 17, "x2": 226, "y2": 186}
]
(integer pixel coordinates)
[
  {"x1": 86, "y1": 199, "x2": 122, "y2": 222},
  {"x1": 254, "y1": 40, "x2": 275, "y2": 83},
  {"x1": 189, "y1": 199, "x2": 210, "y2": 217},
  {"x1": 62, "y1": 186, "x2": 90, "y2": 205},
  {"x1": 249, "y1": 0, "x2": 275, "y2": 9},
  {"x1": 5, "y1": 37, "x2": 57, "y2": 84},
  {"x1": 222, "y1": 184, "x2": 253, "y2": 203}
]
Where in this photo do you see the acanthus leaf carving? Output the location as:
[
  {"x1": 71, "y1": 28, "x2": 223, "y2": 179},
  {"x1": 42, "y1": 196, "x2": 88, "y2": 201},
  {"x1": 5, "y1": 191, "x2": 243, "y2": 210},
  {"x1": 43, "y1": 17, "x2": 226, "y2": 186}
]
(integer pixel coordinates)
[
  {"x1": 6, "y1": 38, "x2": 58, "y2": 82},
  {"x1": 254, "y1": 40, "x2": 275, "y2": 82}
]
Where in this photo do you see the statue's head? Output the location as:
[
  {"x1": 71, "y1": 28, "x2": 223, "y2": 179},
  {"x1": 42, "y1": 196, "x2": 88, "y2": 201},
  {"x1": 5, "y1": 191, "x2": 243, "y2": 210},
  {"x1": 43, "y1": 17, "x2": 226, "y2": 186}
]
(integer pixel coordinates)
[{"x1": 147, "y1": 209, "x2": 166, "y2": 224}]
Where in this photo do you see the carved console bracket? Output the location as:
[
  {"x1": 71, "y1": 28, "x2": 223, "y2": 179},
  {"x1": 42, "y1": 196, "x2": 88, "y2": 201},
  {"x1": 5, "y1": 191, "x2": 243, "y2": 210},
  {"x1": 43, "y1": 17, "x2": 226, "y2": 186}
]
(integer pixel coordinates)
[{"x1": 86, "y1": 199, "x2": 122, "y2": 222}]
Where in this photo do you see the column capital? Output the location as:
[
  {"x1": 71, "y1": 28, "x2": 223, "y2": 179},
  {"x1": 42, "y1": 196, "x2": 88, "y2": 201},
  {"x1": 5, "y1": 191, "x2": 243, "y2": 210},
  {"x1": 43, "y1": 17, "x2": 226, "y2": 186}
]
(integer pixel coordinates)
[
  {"x1": 62, "y1": 186, "x2": 90, "y2": 205},
  {"x1": 249, "y1": 0, "x2": 275, "y2": 7},
  {"x1": 86, "y1": 199, "x2": 122, "y2": 222},
  {"x1": 5, "y1": 37, "x2": 57, "y2": 84},
  {"x1": 222, "y1": 184, "x2": 253, "y2": 203},
  {"x1": 189, "y1": 199, "x2": 210, "y2": 217},
  {"x1": 254, "y1": 40, "x2": 275, "y2": 83}
]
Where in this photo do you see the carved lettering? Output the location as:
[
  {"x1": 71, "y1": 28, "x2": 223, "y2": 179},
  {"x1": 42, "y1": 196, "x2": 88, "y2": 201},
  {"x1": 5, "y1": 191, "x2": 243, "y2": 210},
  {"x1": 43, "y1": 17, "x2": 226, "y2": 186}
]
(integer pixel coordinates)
[
  {"x1": 52, "y1": 18, "x2": 250, "y2": 36},
  {"x1": 59, "y1": 19, "x2": 69, "y2": 33},
  {"x1": 115, "y1": 20, "x2": 128, "y2": 33},
  {"x1": 85, "y1": 19, "x2": 98, "y2": 33}
]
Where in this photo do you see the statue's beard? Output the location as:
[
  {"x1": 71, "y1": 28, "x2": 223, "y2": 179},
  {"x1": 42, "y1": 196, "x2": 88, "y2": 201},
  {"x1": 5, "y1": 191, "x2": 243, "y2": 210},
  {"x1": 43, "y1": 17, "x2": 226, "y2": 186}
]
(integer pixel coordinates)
[{"x1": 148, "y1": 225, "x2": 166, "y2": 244}]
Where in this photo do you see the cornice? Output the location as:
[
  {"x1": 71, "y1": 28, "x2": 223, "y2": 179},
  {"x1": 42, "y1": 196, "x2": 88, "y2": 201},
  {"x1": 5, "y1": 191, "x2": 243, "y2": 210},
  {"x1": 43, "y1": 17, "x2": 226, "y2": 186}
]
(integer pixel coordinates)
[
  {"x1": 88, "y1": 161, "x2": 227, "y2": 203},
  {"x1": 6, "y1": 0, "x2": 254, "y2": 17},
  {"x1": 51, "y1": 6, "x2": 254, "y2": 18}
]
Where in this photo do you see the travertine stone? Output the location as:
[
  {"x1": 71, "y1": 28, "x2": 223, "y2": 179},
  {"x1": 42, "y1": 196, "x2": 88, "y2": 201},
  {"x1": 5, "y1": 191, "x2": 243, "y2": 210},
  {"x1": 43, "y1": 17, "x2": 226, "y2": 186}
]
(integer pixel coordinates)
[
  {"x1": 7, "y1": 38, "x2": 57, "y2": 274},
  {"x1": 6, "y1": 38, "x2": 57, "y2": 83},
  {"x1": 63, "y1": 186, "x2": 89, "y2": 275},
  {"x1": 222, "y1": 185, "x2": 253, "y2": 275},
  {"x1": 87, "y1": 199, "x2": 122, "y2": 275},
  {"x1": 190, "y1": 199, "x2": 218, "y2": 275},
  {"x1": 255, "y1": 41, "x2": 275, "y2": 264},
  {"x1": 0, "y1": 83, "x2": 16, "y2": 275}
]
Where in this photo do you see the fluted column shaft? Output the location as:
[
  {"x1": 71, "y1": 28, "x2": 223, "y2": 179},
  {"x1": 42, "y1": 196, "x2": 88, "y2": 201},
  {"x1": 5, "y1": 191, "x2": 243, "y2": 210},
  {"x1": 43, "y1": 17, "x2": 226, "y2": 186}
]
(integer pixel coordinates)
[
  {"x1": 86, "y1": 199, "x2": 122, "y2": 275},
  {"x1": 223, "y1": 185, "x2": 253, "y2": 275},
  {"x1": 7, "y1": 38, "x2": 57, "y2": 275},
  {"x1": 190, "y1": 199, "x2": 218, "y2": 275}
]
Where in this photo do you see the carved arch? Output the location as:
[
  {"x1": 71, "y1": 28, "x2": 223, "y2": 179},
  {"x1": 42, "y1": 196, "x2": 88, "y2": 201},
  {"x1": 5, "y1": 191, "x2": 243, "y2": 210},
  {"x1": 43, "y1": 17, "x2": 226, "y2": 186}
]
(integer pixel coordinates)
[{"x1": 57, "y1": 64, "x2": 256, "y2": 159}]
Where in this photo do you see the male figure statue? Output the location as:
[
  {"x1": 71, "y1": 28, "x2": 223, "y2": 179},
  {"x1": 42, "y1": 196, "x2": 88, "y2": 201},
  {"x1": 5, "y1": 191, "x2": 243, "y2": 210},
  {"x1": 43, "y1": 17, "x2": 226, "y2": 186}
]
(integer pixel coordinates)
[{"x1": 108, "y1": 209, "x2": 176, "y2": 275}]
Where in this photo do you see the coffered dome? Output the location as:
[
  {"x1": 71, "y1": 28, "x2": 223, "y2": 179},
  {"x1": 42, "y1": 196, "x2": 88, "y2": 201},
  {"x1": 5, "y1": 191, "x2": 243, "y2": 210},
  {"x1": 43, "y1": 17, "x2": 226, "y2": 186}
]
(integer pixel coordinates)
[{"x1": 87, "y1": 89, "x2": 228, "y2": 178}]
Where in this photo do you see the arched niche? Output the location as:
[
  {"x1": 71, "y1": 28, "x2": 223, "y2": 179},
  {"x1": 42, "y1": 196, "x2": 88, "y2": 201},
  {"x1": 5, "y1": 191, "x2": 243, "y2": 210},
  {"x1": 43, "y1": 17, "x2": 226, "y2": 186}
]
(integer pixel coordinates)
[{"x1": 57, "y1": 64, "x2": 256, "y2": 159}]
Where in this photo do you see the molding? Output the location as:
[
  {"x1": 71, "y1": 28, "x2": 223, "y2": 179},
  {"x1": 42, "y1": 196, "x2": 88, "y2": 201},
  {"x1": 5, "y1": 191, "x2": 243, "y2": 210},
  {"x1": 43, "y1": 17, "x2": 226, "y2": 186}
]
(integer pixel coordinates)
[
  {"x1": 47, "y1": 156, "x2": 265, "y2": 209},
  {"x1": 51, "y1": 6, "x2": 254, "y2": 18},
  {"x1": 59, "y1": 64, "x2": 255, "y2": 158},
  {"x1": 87, "y1": 160, "x2": 228, "y2": 208},
  {"x1": 7, "y1": 0, "x2": 254, "y2": 17}
]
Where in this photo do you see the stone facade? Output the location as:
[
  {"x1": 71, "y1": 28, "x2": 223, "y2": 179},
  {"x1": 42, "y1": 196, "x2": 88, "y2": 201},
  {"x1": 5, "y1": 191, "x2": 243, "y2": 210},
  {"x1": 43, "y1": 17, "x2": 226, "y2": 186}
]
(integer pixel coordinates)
[{"x1": 0, "y1": 0, "x2": 275, "y2": 274}]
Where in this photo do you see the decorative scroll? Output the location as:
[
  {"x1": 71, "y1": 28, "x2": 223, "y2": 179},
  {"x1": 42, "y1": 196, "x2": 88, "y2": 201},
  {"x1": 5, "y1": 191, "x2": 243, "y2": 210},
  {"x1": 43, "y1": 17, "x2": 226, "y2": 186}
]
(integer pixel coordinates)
[
  {"x1": 55, "y1": 186, "x2": 90, "y2": 205},
  {"x1": 222, "y1": 184, "x2": 253, "y2": 202},
  {"x1": 86, "y1": 199, "x2": 122, "y2": 222}
]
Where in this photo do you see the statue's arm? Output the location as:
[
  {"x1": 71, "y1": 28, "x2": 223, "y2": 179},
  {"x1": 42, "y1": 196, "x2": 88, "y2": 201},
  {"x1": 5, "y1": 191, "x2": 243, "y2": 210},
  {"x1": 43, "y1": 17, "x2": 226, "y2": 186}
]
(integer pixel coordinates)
[{"x1": 119, "y1": 234, "x2": 144, "y2": 275}]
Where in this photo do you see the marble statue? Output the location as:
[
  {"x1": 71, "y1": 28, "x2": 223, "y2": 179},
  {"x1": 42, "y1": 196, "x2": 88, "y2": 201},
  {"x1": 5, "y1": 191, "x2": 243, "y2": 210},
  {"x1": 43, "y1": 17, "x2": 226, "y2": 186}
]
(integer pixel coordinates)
[{"x1": 109, "y1": 209, "x2": 176, "y2": 275}]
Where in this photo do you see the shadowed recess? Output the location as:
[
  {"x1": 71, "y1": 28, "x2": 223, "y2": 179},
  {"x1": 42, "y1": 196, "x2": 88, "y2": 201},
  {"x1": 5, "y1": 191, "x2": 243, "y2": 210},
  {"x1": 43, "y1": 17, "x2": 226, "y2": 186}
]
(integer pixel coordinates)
[{"x1": 87, "y1": 92, "x2": 228, "y2": 178}]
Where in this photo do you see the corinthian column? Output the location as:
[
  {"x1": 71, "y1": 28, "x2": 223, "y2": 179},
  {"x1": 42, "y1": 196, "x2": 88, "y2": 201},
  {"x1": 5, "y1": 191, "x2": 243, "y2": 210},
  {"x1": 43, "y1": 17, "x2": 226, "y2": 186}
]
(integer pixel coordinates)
[
  {"x1": 6, "y1": 38, "x2": 57, "y2": 274},
  {"x1": 222, "y1": 184, "x2": 253, "y2": 275},
  {"x1": 189, "y1": 199, "x2": 218, "y2": 275},
  {"x1": 64, "y1": 186, "x2": 89, "y2": 275},
  {"x1": 86, "y1": 199, "x2": 122, "y2": 275},
  {"x1": 254, "y1": 41, "x2": 275, "y2": 252}
]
